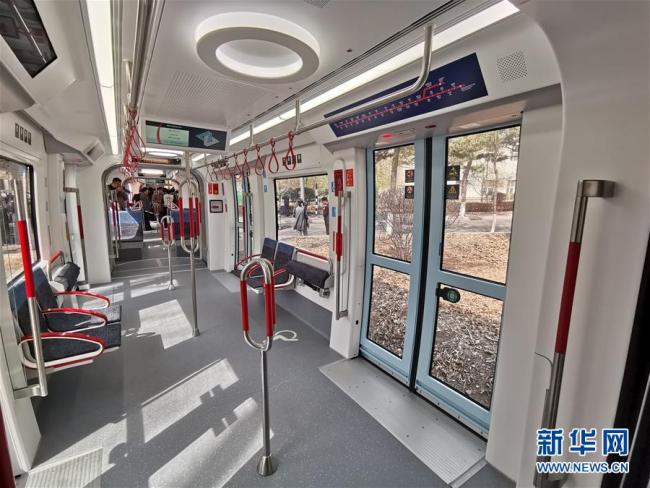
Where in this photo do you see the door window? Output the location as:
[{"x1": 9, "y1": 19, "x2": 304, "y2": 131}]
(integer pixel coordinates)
[
  {"x1": 373, "y1": 145, "x2": 415, "y2": 262},
  {"x1": 0, "y1": 158, "x2": 39, "y2": 282},
  {"x1": 442, "y1": 127, "x2": 520, "y2": 283}
]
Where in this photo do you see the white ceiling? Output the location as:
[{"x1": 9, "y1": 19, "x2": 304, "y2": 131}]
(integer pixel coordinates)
[{"x1": 141, "y1": 0, "x2": 445, "y2": 130}]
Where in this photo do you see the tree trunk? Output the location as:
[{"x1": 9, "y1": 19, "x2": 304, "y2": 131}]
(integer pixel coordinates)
[
  {"x1": 490, "y1": 159, "x2": 499, "y2": 233},
  {"x1": 459, "y1": 160, "x2": 473, "y2": 218},
  {"x1": 390, "y1": 147, "x2": 400, "y2": 190}
]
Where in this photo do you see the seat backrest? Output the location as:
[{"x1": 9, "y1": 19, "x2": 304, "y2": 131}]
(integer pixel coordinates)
[
  {"x1": 33, "y1": 268, "x2": 58, "y2": 310},
  {"x1": 261, "y1": 238, "x2": 277, "y2": 261},
  {"x1": 274, "y1": 242, "x2": 295, "y2": 270},
  {"x1": 7, "y1": 267, "x2": 48, "y2": 336}
]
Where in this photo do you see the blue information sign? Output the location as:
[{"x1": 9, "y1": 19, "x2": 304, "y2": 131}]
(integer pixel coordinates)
[{"x1": 325, "y1": 53, "x2": 487, "y2": 137}]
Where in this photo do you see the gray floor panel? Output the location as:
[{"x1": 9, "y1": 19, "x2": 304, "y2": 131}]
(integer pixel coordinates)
[
  {"x1": 321, "y1": 358, "x2": 487, "y2": 485},
  {"x1": 211, "y1": 271, "x2": 241, "y2": 293},
  {"x1": 33, "y1": 259, "x2": 448, "y2": 487},
  {"x1": 21, "y1": 449, "x2": 102, "y2": 488}
]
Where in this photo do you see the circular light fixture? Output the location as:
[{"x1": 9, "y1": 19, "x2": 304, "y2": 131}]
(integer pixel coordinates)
[{"x1": 195, "y1": 12, "x2": 320, "y2": 84}]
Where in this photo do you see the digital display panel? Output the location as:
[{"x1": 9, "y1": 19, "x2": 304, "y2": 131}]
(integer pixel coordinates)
[
  {"x1": 145, "y1": 120, "x2": 227, "y2": 151},
  {"x1": 325, "y1": 53, "x2": 488, "y2": 137}
]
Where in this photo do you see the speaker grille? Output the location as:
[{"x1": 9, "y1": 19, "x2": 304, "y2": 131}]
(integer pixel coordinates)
[{"x1": 497, "y1": 51, "x2": 528, "y2": 82}]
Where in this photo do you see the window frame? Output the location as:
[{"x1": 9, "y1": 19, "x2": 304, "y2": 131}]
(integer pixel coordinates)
[{"x1": 272, "y1": 172, "x2": 329, "y2": 242}]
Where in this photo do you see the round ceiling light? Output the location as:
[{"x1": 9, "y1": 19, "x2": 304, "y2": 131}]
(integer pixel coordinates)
[{"x1": 195, "y1": 12, "x2": 320, "y2": 84}]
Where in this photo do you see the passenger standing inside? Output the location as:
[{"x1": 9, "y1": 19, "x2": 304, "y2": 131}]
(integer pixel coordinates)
[
  {"x1": 293, "y1": 200, "x2": 309, "y2": 236},
  {"x1": 153, "y1": 187, "x2": 164, "y2": 221},
  {"x1": 141, "y1": 186, "x2": 153, "y2": 230},
  {"x1": 163, "y1": 188, "x2": 174, "y2": 213},
  {"x1": 321, "y1": 196, "x2": 329, "y2": 235}
]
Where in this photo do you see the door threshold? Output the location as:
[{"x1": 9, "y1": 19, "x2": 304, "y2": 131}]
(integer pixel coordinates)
[{"x1": 321, "y1": 357, "x2": 486, "y2": 485}]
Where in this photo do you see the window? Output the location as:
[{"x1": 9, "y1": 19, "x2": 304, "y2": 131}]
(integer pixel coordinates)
[
  {"x1": 373, "y1": 144, "x2": 415, "y2": 262},
  {"x1": 0, "y1": 0, "x2": 57, "y2": 77},
  {"x1": 442, "y1": 126, "x2": 521, "y2": 284},
  {"x1": 0, "y1": 158, "x2": 39, "y2": 282},
  {"x1": 274, "y1": 174, "x2": 329, "y2": 256}
]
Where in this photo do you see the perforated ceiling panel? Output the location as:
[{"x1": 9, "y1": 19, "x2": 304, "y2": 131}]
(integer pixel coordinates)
[
  {"x1": 497, "y1": 51, "x2": 528, "y2": 82},
  {"x1": 155, "y1": 71, "x2": 272, "y2": 126}
]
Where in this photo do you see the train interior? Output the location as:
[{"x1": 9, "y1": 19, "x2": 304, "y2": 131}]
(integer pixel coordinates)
[{"x1": 0, "y1": 0, "x2": 648, "y2": 487}]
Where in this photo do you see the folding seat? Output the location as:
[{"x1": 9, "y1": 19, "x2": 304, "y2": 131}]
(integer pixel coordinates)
[
  {"x1": 33, "y1": 268, "x2": 122, "y2": 327},
  {"x1": 8, "y1": 270, "x2": 121, "y2": 370}
]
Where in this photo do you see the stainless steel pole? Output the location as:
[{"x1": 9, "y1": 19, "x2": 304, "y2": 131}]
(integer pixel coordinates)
[
  {"x1": 186, "y1": 153, "x2": 199, "y2": 337},
  {"x1": 534, "y1": 180, "x2": 614, "y2": 488},
  {"x1": 240, "y1": 258, "x2": 277, "y2": 476}
]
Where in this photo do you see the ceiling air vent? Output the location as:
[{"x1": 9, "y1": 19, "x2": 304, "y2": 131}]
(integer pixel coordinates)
[
  {"x1": 497, "y1": 51, "x2": 528, "y2": 82},
  {"x1": 303, "y1": 0, "x2": 330, "y2": 7},
  {"x1": 84, "y1": 140, "x2": 106, "y2": 162}
]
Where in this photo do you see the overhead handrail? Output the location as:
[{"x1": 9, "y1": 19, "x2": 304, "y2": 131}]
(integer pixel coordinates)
[
  {"x1": 178, "y1": 153, "x2": 201, "y2": 336},
  {"x1": 160, "y1": 215, "x2": 176, "y2": 290},
  {"x1": 239, "y1": 257, "x2": 277, "y2": 476},
  {"x1": 12, "y1": 178, "x2": 47, "y2": 400},
  {"x1": 533, "y1": 179, "x2": 615, "y2": 488},
  {"x1": 195, "y1": 24, "x2": 433, "y2": 175}
]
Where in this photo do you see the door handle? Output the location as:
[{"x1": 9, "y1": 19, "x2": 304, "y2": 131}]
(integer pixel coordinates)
[{"x1": 437, "y1": 286, "x2": 461, "y2": 303}]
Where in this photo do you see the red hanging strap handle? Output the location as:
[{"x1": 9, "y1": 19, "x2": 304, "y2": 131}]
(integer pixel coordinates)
[
  {"x1": 268, "y1": 138, "x2": 280, "y2": 174},
  {"x1": 254, "y1": 144, "x2": 265, "y2": 175},
  {"x1": 233, "y1": 152, "x2": 242, "y2": 179},
  {"x1": 284, "y1": 131, "x2": 297, "y2": 170},
  {"x1": 242, "y1": 148, "x2": 251, "y2": 176}
]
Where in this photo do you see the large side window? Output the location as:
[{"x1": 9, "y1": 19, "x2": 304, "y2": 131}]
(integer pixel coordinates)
[
  {"x1": 0, "y1": 158, "x2": 39, "y2": 282},
  {"x1": 274, "y1": 174, "x2": 329, "y2": 255}
]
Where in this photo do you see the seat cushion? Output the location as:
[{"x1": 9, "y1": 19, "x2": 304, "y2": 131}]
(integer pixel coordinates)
[
  {"x1": 103, "y1": 304, "x2": 122, "y2": 324},
  {"x1": 46, "y1": 311, "x2": 107, "y2": 333}
]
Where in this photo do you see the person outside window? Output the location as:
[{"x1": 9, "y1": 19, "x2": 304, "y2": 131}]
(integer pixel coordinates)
[
  {"x1": 321, "y1": 196, "x2": 329, "y2": 235},
  {"x1": 293, "y1": 200, "x2": 309, "y2": 236}
]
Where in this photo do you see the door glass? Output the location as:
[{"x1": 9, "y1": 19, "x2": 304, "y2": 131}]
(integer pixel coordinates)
[
  {"x1": 367, "y1": 266, "x2": 410, "y2": 358},
  {"x1": 235, "y1": 179, "x2": 245, "y2": 263},
  {"x1": 442, "y1": 127, "x2": 520, "y2": 283},
  {"x1": 430, "y1": 286, "x2": 503, "y2": 409},
  {"x1": 373, "y1": 145, "x2": 415, "y2": 262}
]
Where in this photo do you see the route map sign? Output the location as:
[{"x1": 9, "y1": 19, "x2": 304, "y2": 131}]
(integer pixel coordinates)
[
  {"x1": 325, "y1": 53, "x2": 487, "y2": 137},
  {"x1": 145, "y1": 120, "x2": 228, "y2": 151}
]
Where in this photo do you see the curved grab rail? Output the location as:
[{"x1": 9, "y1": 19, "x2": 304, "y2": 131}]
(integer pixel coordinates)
[
  {"x1": 177, "y1": 178, "x2": 200, "y2": 254},
  {"x1": 159, "y1": 215, "x2": 175, "y2": 249},
  {"x1": 239, "y1": 257, "x2": 276, "y2": 351}
]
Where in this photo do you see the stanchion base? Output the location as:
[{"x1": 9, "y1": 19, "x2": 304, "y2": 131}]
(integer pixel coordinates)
[
  {"x1": 167, "y1": 283, "x2": 176, "y2": 291},
  {"x1": 192, "y1": 330, "x2": 200, "y2": 337},
  {"x1": 257, "y1": 455, "x2": 276, "y2": 476}
]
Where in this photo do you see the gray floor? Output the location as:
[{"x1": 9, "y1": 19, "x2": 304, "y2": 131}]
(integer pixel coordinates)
[{"x1": 31, "y1": 239, "x2": 513, "y2": 487}]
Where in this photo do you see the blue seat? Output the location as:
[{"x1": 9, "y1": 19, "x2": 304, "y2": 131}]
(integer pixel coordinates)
[{"x1": 8, "y1": 267, "x2": 121, "y2": 369}]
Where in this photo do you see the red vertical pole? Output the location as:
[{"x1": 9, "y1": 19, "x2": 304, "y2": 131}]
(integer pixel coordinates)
[
  {"x1": 188, "y1": 196, "x2": 195, "y2": 239},
  {"x1": 178, "y1": 197, "x2": 184, "y2": 238}
]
